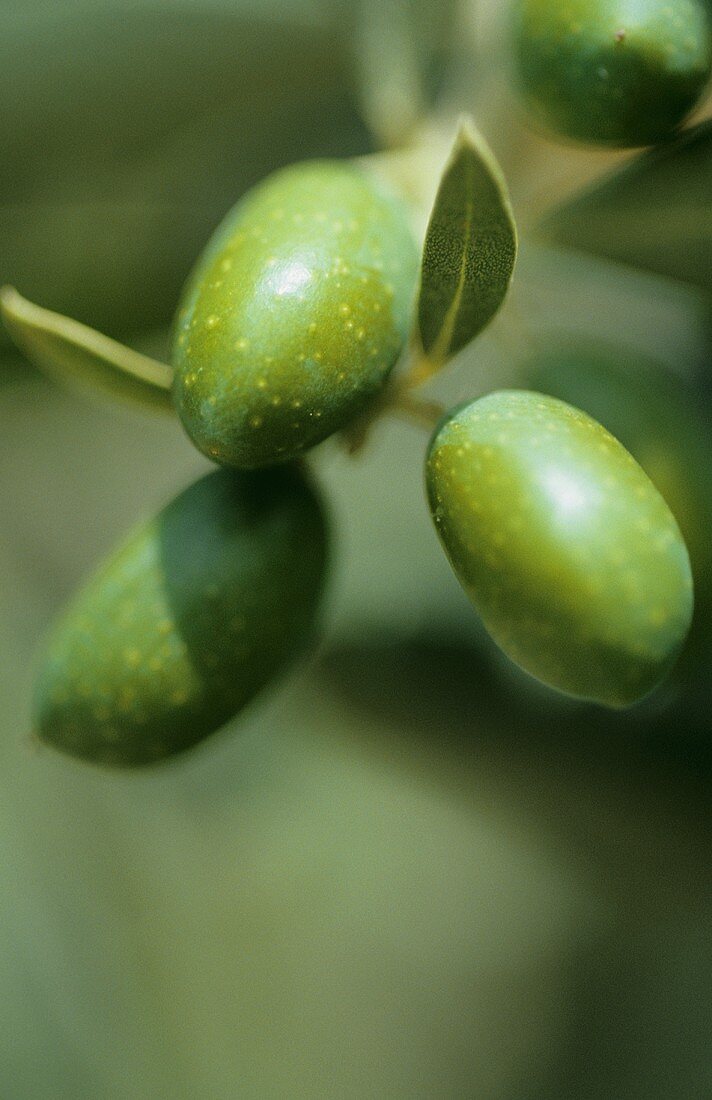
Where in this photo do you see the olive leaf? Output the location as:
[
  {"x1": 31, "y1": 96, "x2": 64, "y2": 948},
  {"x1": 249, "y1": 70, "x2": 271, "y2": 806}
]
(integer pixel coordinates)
[
  {"x1": 0, "y1": 287, "x2": 174, "y2": 412},
  {"x1": 417, "y1": 119, "x2": 517, "y2": 370},
  {"x1": 540, "y1": 121, "x2": 712, "y2": 293}
]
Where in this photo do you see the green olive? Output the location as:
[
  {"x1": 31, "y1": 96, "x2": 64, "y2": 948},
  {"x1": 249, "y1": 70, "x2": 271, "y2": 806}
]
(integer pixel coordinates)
[
  {"x1": 522, "y1": 341, "x2": 712, "y2": 685},
  {"x1": 521, "y1": 342, "x2": 712, "y2": 594},
  {"x1": 171, "y1": 160, "x2": 419, "y2": 468},
  {"x1": 426, "y1": 391, "x2": 694, "y2": 707},
  {"x1": 511, "y1": 0, "x2": 712, "y2": 147},
  {"x1": 34, "y1": 465, "x2": 328, "y2": 767}
]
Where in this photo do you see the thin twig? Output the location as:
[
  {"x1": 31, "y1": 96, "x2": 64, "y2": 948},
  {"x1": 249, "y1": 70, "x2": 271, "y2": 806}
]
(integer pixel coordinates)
[{"x1": 388, "y1": 390, "x2": 445, "y2": 429}]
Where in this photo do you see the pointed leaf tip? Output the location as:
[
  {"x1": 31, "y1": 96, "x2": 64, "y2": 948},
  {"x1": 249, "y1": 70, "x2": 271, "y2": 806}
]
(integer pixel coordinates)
[{"x1": 417, "y1": 117, "x2": 517, "y2": 370}]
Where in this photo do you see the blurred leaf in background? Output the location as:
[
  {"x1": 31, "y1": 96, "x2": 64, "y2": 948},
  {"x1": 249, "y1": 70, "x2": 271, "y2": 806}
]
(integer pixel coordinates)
[
  {"x1": 540, "y1": 121, "x2": 712, "y2": 294},
  {"x1": 351, "y1": 0, "x2": 466, "y2": 146},
  {"x1": 0, "y1": 0, "x2": 371, "y2": 353}
]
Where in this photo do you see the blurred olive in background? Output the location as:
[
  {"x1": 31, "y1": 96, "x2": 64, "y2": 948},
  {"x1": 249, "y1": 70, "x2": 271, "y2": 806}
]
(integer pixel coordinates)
[{"x1": 510, "y1": 0, "x2": 712, "y2": 147}]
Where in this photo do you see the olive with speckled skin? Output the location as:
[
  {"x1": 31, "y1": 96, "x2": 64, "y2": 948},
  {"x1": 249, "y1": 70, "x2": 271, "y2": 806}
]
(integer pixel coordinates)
[
  {"x1": 171, "y1": 160, "x2": 419, "y2": 468},
  {"x1": 522, "y1": 344, "x2": 712, "y2": 602},
  {"x1": 522, "y1": 343, "x2": 712, "y2": 691},
  {"x1": 426, "y1": 391, "x2": 694, "y2": 707},
  {"x1": 511, "y1": 0, "x2": 712, "y2": 147},
  {"x1": 34, "y1": 466, "x2": 328, "y2": 767}
]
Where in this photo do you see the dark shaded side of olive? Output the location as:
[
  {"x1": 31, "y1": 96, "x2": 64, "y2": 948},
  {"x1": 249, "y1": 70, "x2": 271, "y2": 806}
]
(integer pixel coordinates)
[
  {"x1": 511, "y1": 0, "x2": 712, "y2": 147},
  {"x1": 34, "y1": 465, "x2": 328, "y2": 766}
]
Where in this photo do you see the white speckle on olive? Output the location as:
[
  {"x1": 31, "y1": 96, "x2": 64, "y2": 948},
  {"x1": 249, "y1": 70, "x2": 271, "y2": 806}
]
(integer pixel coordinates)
[
  {"x1": 426, "y1": 390, "x2": 694, "y2": 707},
  {"x1": 34, "y1": 468, "x2": 328, "y2": 767}
]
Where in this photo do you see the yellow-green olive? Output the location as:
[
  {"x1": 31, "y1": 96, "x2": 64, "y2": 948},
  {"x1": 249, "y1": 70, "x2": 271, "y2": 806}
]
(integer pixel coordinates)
[
  {"x1": 426, "y1": 391, "x2": 694, "y2": 706},
  {"x1": 171, "y1": 160, "x2": 419, "y2": 468}
]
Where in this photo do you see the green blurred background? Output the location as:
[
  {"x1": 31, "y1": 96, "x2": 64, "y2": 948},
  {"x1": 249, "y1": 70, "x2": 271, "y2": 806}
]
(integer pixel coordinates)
[{"x1": 1, "y1": 1, "x2": 711, "y2": 1096}]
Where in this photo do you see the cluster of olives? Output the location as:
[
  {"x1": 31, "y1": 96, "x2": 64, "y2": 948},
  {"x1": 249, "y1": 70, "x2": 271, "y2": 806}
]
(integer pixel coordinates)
[
  {"x1": 15, "y1": 0, "x2": 712, "y2": 766},
  {"x1": 34, "y1": 161, "x2": 422, "y2": 767}
]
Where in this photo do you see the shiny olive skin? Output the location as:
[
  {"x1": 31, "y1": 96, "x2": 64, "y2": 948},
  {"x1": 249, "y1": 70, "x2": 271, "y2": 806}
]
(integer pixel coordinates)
[
  {"x1": 511, "y1": 0, "x2": 712, "y2": 147},
  {"x1": 522, "y1": 342, "x2": 712, "y2": 685},
  {"x1": 522, "y1": 342, "x2": 712, "y2": 597},
  {"x1": 426, "y1": 391, "x2": 693, "y2": 707},
  {"x1": 34, "y1": 466, "x2": 328, "y2": 767},
  {"x1": 171, "y1": 160, "x2": 419, "y2": 468}
]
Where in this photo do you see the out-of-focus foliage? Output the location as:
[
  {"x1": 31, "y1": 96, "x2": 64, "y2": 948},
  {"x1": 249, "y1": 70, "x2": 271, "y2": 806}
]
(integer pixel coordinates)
[
  {"x1": 353, "y1": 0, "x2": 465, "y2": 145},
  {"x1": 3, "y1": 371, "x2": 712, "y2": 1098},
  {"x1": 0, "y1": 0, "x2": 371, "y2": 351},
  {"x1": 541, "y1": 121, "x2": 712, "y2": 292},
  {"x1": 2, "y1": 1, "x2": 712, "y2": 1098}
]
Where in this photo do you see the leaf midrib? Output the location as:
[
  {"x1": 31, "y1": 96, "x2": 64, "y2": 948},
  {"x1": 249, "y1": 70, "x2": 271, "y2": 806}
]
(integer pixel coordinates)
[{"x1": 430, "y1": 155, "x2": 474, "y2": 367}]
